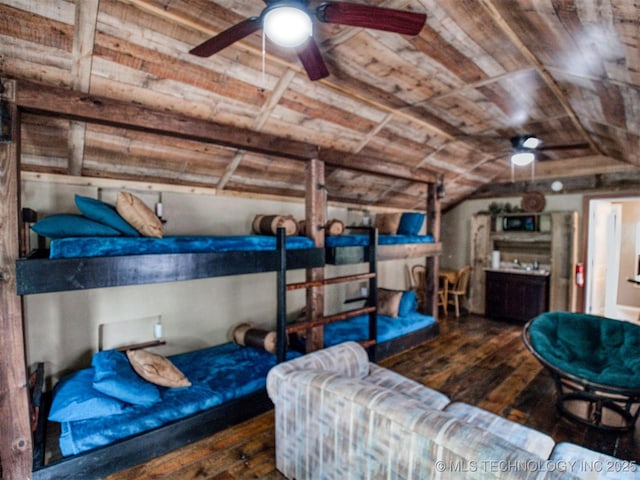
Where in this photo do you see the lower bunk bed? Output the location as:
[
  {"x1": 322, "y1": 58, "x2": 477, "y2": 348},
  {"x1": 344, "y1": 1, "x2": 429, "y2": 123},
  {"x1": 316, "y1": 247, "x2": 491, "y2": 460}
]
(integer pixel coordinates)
[
  {"x1": 289, "y1": 290, "x2": 439, "y2": 361},
  {"x1": 35, "y1": 342, "x2": 300, "y2": 480}
]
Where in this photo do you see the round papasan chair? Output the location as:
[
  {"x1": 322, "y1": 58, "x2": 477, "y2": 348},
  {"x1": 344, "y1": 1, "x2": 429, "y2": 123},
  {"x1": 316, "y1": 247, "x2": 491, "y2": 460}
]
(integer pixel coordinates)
[{"x1": 523, "y1": 311, "x2": 640, "y2": 431}]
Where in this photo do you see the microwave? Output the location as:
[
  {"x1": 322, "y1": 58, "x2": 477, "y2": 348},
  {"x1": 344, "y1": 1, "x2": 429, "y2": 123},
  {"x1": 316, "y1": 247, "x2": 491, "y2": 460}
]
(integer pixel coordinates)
[{"x1": 502, "y1": 215, "x2": 537, "y2": 231}]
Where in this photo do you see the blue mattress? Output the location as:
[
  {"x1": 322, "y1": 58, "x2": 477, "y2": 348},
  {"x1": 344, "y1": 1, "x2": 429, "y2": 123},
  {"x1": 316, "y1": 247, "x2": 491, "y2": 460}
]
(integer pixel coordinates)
[
  {"x1": 325, "y1": 234, "x2": 434, "y2": 247},
  {"x1": 49, "y1": 235, "x2": 316, "y2": 259},
  {"x1": 323, "y1": 311, "x2": 436, "y2": 347},
  {"x1": 56, "y1": 343, "x2": 300, "y2": 456}
]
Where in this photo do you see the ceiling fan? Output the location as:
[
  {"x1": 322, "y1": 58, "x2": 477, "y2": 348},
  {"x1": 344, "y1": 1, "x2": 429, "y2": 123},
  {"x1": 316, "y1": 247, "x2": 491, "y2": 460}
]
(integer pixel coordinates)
[
  {"x1": 189, "y1": 1, "x2": 427, "y2": 81},
  {"x1": 509, "y1": 135, "x2": 589, "y2": 166}
]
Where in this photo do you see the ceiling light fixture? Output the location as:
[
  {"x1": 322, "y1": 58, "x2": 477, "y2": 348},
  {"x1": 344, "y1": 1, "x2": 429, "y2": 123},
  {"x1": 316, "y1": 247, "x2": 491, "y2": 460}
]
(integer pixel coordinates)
[
  {"x1": 510, "y1": 151, "x2": 535, "y2": 166},
  {"x1": 263, "y1": 5, "x2": 313, "y2": 48},
  {"x1": 521, "y1": 136, "x2": 541, "y2": 149}
]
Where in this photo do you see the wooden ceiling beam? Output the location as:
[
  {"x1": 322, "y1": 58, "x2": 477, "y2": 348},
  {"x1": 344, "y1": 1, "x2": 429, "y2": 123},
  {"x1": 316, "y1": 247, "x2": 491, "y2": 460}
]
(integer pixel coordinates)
[
  {"x1": 67, "y1": 0, "x2": 99, "y2": 177},
  {"x1": 16, "y1": 80, "x2": 435, "y2": 183},
  {"x1": 216, "y1": 69, "x2": 297, "y2": 190},
  {"x1": 16, "y1": 79, "x2": 318, "y2": 160}
]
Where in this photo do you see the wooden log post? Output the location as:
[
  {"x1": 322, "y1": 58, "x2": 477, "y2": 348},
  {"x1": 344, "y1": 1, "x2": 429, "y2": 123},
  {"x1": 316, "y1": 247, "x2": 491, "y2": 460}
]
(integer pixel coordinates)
[
  {"x1": 305, "y1": 159, "x2": 325, "y2": 352},
  {"x1": 425, "y1": 182, "x2": 441, "y2": 319},
  {"x1": 0, "y1": 79, "x2": 33, "y2": 479}
]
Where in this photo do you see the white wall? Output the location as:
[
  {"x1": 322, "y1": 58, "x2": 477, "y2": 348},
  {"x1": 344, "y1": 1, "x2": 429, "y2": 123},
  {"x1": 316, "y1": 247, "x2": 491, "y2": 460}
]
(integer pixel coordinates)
[
  {"x1": 617, "y1": 200, "x2": 640, "y2": 307},
  {"x1": 21, "y1": 180, "x2": 415, "y2": 381},
  {"x1": 440, "y1": 193, "x2": 585, "y2": 271}
]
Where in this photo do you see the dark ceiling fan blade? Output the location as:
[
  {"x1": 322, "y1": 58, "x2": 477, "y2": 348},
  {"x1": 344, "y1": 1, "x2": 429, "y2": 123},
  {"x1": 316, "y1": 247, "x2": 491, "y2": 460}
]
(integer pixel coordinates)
[
  {"x1": 539, "y1": 143, "x2": 589, "y2": 151},
  {"x1": 189, "y1": 17, "x2": 261, "y2": 57},
  {"x1": 296, "y1": 38, "x2": 330, "y2": 81},
  {"x1": 316, "y1": 2, "x2": 426, "y2": 36}
]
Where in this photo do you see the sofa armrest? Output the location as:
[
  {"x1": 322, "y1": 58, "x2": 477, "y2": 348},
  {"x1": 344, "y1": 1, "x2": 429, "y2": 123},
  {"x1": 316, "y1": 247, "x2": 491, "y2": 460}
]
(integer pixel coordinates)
[{"x1": 266, "y1": 341, "x2": 369, "y2": 400}]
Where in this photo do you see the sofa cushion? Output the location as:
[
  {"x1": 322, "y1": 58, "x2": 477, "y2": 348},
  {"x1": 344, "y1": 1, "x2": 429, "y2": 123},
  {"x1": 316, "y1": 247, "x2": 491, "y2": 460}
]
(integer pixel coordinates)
[
  {"x1": 550, "y1": 442, "x2": 640, "y2": 479},
  {"x1": 444, "y1": 402, "x2": 555, "y2": 458},
  {"x1": 367, "y1": 363, "x2": 449, "y2": 409}
]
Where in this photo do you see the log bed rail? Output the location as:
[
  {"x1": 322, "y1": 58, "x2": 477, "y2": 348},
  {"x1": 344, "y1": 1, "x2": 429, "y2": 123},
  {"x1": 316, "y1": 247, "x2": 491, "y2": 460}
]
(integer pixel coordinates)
[{"x1": 0, "y1": 79, "x2": 442, "y2": 480}]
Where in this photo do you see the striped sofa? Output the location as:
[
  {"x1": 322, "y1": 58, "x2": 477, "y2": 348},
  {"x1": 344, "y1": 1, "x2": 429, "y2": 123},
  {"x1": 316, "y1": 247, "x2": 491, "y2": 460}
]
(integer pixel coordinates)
[{"x1": 267, "y1": 341, "x2": 639, "y2": 479}]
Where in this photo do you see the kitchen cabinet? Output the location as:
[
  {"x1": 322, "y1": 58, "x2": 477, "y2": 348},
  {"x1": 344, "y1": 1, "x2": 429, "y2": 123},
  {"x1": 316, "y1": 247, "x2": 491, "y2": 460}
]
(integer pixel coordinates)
[
  {"x1": 469, "y1": 211, "x2": 577, "y2": 315},
  {"x1": 485, "y1": 270, "x2": 549, "y2": 323}
]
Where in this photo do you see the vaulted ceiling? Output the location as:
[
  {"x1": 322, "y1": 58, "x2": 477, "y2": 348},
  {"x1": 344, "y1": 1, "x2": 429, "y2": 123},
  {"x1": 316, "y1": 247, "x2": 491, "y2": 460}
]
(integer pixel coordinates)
[{"x1": 1, "y1": 0, "x2": 638, "y2": 210}]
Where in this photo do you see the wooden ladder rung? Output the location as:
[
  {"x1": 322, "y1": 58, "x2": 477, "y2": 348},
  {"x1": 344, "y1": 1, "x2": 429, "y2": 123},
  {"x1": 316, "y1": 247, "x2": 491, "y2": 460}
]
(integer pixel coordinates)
[
  {"x1": 286, "y1": 306, "x2": 376, "y2": 334},
  {"x1": 286, "y1": 272, "x2": 376, "y2": 291}
]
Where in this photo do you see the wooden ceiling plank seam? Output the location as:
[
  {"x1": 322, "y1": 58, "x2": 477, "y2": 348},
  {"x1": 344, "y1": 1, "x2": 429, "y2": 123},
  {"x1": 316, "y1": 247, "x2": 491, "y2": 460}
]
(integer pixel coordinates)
[
  {"x1": 353, "y1": 112, "x2": 395, "y2": 153},
  {"x1": 477, "y1": 0, "x2": 603, "y2": 156},
  {"x1": 217, "y1": 69, "x2": 297, "y2": 190},
  {"x1": 67, "y1": 0, "x2": 100, "y2": 177}
]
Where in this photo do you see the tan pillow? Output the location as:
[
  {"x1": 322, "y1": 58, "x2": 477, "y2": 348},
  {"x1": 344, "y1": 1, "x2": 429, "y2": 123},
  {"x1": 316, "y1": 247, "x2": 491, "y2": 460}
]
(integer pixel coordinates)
[
  {"x1": 126, "y1": 350, "x2": 191, "y2": 388},
  {"x1": 377, "y1": 288, "x2": 403, "y2": 318},
  {"x1": 116, "y1": 192, "x2": 163, "y2": 238},
  {"x1": 374, "y1": 212, "x2": 402, "y2": 235}
]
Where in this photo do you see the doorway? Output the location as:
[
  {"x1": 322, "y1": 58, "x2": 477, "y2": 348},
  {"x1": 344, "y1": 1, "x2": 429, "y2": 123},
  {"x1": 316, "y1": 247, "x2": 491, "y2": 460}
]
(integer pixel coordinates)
[{"x1": 584, "y1": 195, "x2": 640, "y2": 323}]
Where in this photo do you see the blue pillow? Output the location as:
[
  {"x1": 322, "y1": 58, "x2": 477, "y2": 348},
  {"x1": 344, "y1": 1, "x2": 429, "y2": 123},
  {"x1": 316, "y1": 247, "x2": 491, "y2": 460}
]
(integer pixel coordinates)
[
  {"x1": 398, "y1": 290, "x2": 418, "y2": 316},
  {"x1": 49, "y1": 369, "x2": 127, "y2": 422},
  {"x1": 397, "y1": 212, "x2": 425, "y2": 235},
  {"x1": 75, "y1": 195, "x2": 140, "y2": 236},
  {"x1": 92, "y1": 350, "x2": 161, "y2": 406},
  {"x1": 31, "y1": 214, "x2": 122, "y2": 239}
]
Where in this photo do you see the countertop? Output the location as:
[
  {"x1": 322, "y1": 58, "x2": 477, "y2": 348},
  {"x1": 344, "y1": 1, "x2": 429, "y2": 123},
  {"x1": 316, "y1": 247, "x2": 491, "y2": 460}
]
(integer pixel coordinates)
[{"x1": 484, "y1": 267, "x2": 550, "y2": 277}]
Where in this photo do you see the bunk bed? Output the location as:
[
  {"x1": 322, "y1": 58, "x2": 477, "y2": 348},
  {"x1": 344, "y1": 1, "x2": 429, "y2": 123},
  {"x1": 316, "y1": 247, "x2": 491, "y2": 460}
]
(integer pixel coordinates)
[
  {"x1": 17, "y1": 229, "x2": 322, "y2": 479},
  {"x1": 1, "y1": 82, "x2": 443, "y2": 480},
  {"x1": 320, "y1": 217, "x2": 443, "y2": 359}
]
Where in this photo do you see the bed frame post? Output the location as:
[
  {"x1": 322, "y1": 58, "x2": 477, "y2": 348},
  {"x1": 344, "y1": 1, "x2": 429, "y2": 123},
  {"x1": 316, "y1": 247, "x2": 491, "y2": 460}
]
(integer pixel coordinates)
[
  {"x1": 276, "y1": 227, "x2": 287, "y2": 363},
  {"x1": 305, "y1": 158, "x2": 326, "y2": 352},
  {"x1": 0, "y1": 79, "x2": 33, "y2": 479},
  {"x1": 425, "y1": 182, "x2": 441, "y2": 319},
  {"x1": 367, "y1": 227, "x2": 378, "y2": 361}
]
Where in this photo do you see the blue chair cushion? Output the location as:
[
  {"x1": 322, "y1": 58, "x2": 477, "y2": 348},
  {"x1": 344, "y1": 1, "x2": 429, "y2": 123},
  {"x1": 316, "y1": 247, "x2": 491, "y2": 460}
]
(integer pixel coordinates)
[{"x1": 529, "y1": 312, "x2": 640, "y2": 389}]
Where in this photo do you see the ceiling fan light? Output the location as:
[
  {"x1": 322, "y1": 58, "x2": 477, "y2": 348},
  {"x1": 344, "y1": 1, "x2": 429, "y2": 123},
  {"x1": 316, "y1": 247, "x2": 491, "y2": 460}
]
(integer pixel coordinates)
[
  {"x1": 511, "y1": 151, "x2": 535, "y2": 166},
  {"x1": 522, "y1": 136, "x2": 541, "y2": 149},
  {"x1": 263, "y1": 6, "x2": 312, "y2": 48}
]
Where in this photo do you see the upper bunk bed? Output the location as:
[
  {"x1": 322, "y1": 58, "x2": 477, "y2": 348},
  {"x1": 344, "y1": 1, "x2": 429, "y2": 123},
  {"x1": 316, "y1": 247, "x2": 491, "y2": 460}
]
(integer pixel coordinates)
[
  {"x1": 16, "y1": 234, "x2": 324, "y2": 295},
  {"x1": 15, "y1": 198, "x2": 324, "y2": 295}
]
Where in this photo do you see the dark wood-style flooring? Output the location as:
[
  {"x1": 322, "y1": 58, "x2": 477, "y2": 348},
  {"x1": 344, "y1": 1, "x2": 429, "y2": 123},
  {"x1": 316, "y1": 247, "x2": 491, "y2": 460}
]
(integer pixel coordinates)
[{"x1": 106, "y1": 314, "x2": 640, "y2": 479}]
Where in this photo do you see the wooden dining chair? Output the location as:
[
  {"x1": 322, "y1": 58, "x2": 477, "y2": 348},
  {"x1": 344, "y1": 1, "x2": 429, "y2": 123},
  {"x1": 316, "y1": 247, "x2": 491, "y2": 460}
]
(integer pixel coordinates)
[
  {"x1": 448, "y1": 265, "x2": 472, "y2": 318},
  {"x1": 437, "y1": 275, "x2": 448, "y2": 315}
]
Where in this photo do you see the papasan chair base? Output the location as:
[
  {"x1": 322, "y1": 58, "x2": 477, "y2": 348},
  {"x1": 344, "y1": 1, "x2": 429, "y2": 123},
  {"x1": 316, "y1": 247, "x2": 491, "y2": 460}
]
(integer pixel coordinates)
[{"x1": 523, "y1": 311, "x2": 640, "y2": 432}]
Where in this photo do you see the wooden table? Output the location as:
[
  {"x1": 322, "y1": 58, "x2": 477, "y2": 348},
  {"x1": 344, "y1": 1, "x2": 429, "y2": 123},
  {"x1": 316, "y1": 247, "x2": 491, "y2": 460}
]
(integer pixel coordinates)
[
  {"x1": 438, "y1": 269, "x2": 459, "y2": 310},
  {"x1": 439, "y1": 269, "x2": 459, "y2": 286}
]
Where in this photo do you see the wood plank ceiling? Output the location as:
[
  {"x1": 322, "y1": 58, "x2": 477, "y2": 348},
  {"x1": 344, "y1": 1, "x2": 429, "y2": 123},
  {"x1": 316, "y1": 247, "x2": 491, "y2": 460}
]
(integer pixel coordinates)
[{"x1": 0, "y1": 0, "x2": 638, "y2": 210}]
